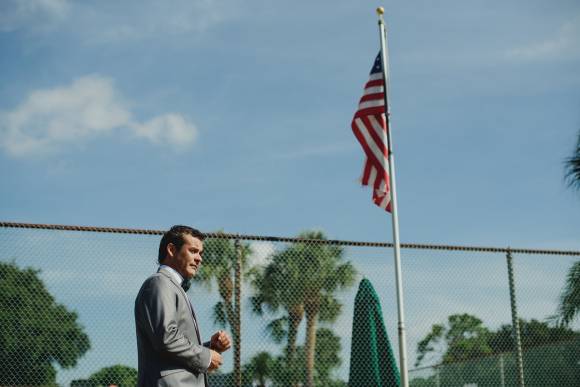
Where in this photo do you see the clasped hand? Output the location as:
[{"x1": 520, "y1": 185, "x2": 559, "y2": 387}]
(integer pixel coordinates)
[{"x1": 210, "y1": 330, "x2": 231, "y2": 353}]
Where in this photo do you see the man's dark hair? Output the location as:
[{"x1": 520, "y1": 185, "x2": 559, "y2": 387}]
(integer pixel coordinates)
[{"x1": 158, "y1": 225, "x2": 205, "y2": 264}]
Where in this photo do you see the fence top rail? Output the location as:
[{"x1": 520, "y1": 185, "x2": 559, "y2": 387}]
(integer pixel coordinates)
[{"x1": 1, "y1": 221, "x2": 579, "y2": 256}]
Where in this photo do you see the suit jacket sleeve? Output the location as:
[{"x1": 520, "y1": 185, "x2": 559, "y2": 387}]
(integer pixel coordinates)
[{"x1": 136, "y1": 276, "x2": 211, "y2": 373}]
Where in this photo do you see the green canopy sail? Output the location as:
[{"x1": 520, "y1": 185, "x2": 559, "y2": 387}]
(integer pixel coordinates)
[{"x1": 349, "y1": 278, "x2": 401, "y2": 386}]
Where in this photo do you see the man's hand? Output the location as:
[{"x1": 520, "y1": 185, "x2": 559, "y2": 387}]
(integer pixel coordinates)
[
  {"x1": 210, "y1": 330, "x2": 232, "y2": 353},
  {"x1": 208, "y1": 350, "x2": 223, "y2": 371}
]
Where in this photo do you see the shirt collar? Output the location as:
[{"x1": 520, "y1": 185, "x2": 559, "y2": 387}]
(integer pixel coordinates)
[{"x1": 159, "y1": 265, "x2": 184, "y2": 285}]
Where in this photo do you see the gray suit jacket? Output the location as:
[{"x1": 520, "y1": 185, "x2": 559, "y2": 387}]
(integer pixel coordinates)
[{"x1": 135, "y1": 268, "x2": 211, "y2": 386}]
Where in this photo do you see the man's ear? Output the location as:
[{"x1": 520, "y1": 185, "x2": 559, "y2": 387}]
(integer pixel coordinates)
[{"x1": 166, "y1": 243, "x2": 176, "y2": 259}]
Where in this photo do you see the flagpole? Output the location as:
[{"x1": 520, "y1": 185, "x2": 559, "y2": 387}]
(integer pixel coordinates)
[{"x1": 376, "y1": 7, "x2": 410, "y2": 387}]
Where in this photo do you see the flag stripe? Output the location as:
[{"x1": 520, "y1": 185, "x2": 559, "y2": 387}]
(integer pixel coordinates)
[
  {"x1": 353, "y1": 118, "x2": 388, "y2": 173},
  {"x1": 364, "y1": 86, "x2": 384, "y2": 95},
  {"x1": 362, "y1": 161, "x2": 372, "y2": 185},
  {"x1": 358, "y1": 99, "x2": 384, "y2": 110}
]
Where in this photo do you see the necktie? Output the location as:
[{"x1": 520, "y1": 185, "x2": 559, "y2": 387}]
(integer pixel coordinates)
[{"x1": 181, "y1": 278, "x2": 191, "y2": 292}]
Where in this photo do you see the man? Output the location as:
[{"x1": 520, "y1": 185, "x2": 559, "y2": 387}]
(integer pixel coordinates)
[{"x1": 135, "y1": 225, "x2": 231, "y2": 386}]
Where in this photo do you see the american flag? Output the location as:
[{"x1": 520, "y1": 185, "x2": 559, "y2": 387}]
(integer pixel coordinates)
[{"x1": 351, "y1": 54, "x2": 392, "y2": 212}]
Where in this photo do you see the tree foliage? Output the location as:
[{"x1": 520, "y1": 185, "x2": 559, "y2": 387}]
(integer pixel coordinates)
[
  {"x1": 193, "y1": 235, "x2": 252, "y2": 327},
  {"x1": 559, "y1": 130, "x2": 580, "y2": 324},
  {"x1": 309, "y1": 327, "x2": 343, "y2": 383},
  {"x1": 413, "y1": 314, "x2": 580, "y2": 387},
  {"x1": 564, "y1": 129, "x2": 580, "y2": 190},
  {"x1": 554, "y1": 260, "x2": 580, "y2": 326},
  {"x1": 192, "y1": 235, "x2": 252, "y2": 385},
  {"x1": 71, "y1": 364, "x2": 138, "y2": 387},
  {"x1": 253, "y1": 328, "x2": 345, "y2": 387},
  {"x1": 287, "y1": 231, "x2": 356, "y2": 387},
  {"x1": 416, "y1": 314, "x2": 492, "y2": 366},
  {"x1": 0, "y1": 261, "x2": 90, "y2": 386},
  {"x1": 244, "y1": 351, "x2": 275, "y2": 387},
  {"x1": 490, "y1": 318, "x2": 577, "y2": 352},
  {"x1": 416, "y1": 313, "x2": 579, "y2": 367},
  {"x1": 250, "y1": 246, "x2": 306, "y2": 364}
]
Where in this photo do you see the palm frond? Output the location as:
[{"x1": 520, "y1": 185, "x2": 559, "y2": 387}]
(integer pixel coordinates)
[
  {"x1": 212, "y1": 301, "x2": 228, "y2": 327},
  {"x1": 564, "y1": 130, "x2": 580, "y2": 190},
  {"x1": 266, "y1": 317, "x2": 289, "y2": 344},
  {"x1": 318, "y1": 295, "x2": 341, "y2": 322},
  {"x1": 556, "y1": 260, "x2": 580, "y2": 326}
]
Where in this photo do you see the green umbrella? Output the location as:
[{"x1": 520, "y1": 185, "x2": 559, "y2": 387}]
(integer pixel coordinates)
[{"x1": 349, "y1": 278, "x2": 401, "y2": 386}]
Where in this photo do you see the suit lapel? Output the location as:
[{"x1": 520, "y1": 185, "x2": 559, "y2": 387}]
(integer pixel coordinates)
[{"x1": 158, "y1": 268, "x2": 202, "y2": 343}]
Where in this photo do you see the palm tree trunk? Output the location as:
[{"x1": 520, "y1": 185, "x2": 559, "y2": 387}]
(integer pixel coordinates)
[
  {"x1": 287, "y1": 309, "x2": 303, "y2": 387},
  {"x1": 286, "y1": 306, "x2": 303, "y2": 360},
  {"x1": 304, "y1": 307, "x2": 318, "y2": 387},
  {"x1": 220, "y1": 275, "x2": 239, "y2": 386},
  {"x1": 223, "y1": 298, "x2": 241, "y2": 385},
  {"x1": 233, "y1": 240, "x2": 242, "y2": 387}
]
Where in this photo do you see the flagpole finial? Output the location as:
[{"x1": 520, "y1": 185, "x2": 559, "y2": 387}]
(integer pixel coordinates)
[{"x1": 376, "y1": 7, "x2": 385, "y2": 16}]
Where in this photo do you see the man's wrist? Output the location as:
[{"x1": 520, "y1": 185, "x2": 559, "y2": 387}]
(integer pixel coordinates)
[{"x1": 206, "y1": 347, "x2": 212, "y2": 370}]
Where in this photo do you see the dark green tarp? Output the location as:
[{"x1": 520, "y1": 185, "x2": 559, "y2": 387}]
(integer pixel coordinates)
[{"x1": 349, "y1": 278, "x2": 401, "y2": 386}]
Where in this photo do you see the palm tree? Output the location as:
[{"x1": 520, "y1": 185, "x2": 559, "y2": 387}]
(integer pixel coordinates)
[
  {"x1": 250, "y1": 247, "x2": 305, "y2": 387},
  {"x1": 244, "y1": 351, "x2": 274, "y2": 387},
  {"x1": 192, "y1": 234, "x2": 252, "y2": 386},
  {"x1": 558, "y1": 131, "x2": 580, "y2": 326},
  {"x1": 565, "y1": 129, "x2": 580, "y2": 190},
  {"x1": 251, "y1": 231, "x2": 356, "y2": 387},
  {"x1": 292, "y1": 231, "x2": 356, "y2": 387},
  {"x1": 555, "y1": 261, "x2": 580, "y2": 326}
]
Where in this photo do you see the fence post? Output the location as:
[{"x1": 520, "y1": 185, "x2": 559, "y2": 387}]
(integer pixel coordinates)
[
  {"x1": 234, "y1": 238, "x2": 242, "y2": 387},
  {"x1": 506, "y1": 248, "x2": 525, "y2": 387}
]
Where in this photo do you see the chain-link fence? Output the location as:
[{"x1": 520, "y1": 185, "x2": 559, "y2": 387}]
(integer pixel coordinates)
[
  {"x1": 1, "y1": 222, "x2": 579, "y2": 387},
  {"x1": 409, "y1": 337, "x2": 580, "y2": 387}
]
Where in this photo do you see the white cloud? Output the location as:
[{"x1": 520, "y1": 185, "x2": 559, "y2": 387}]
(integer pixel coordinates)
[
  {"x1": 506, "y1": 17, "x2": 580, "y2": 62},
  {"x1": 132, "y1": 114, "x2": 197, "y2": 149},
  {"x1": 247, "y1": 241, "x2": 276, "y2": 267},
  {"x1": 0, "y1": 0, "x2": 70, "y2": 32},
  {"x1": 80, "y1": 0, "x2": 237, "y2": 45},
  {"x1": 0, "y1": 75, "x2": 198, "y2": 157}
]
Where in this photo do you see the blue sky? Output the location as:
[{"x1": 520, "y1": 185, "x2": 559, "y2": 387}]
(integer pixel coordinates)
[
  {"x1": 1, "y1": 0, "x2": 579, "y2": 248},
  {"x1": 1, "y1": 0, "x2": 580, "y2": 384}
]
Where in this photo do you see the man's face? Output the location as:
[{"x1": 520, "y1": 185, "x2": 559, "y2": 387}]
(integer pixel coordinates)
[{"x1": 168, "y1": 234, "x2": 203, "y2": 279}]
